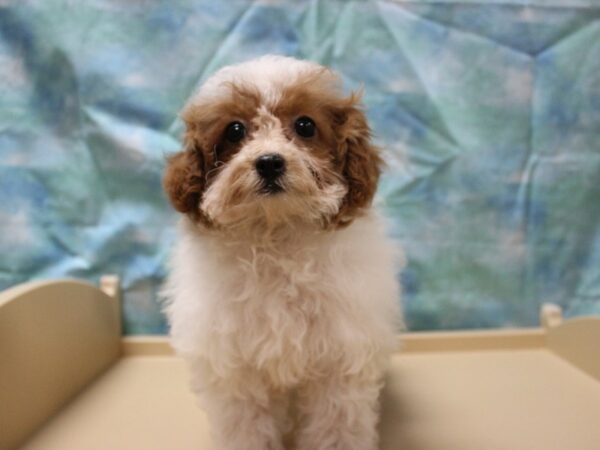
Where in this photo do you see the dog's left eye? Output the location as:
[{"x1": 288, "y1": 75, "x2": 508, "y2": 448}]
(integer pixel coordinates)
[
  {"x1": 294, "y1": 116, "x2": 316, "y2": 138},
  {"x1": 225, "y1": 121, "x2": 246, "y2": 143}
]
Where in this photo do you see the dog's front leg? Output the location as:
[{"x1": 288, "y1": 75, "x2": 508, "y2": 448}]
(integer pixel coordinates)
[
  {"x1": 201, "y1": 381, "x2": 285, "y2": 450},
  {"x1": 295, "y1": 375, "x2": 382, "y2": 450}
]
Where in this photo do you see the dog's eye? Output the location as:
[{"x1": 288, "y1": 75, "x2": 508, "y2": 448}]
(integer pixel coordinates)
[
  {"x1": 225, "y1": 121, "x2": 246, "y2": 143},
  {"x1": 294, "y1": 116, "x2": 316, "y2": 138}
]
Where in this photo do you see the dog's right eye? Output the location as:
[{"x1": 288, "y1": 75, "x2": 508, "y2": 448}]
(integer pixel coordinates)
[{"x1": 225, "y1": 121, "x2": 246, "y2": 143}]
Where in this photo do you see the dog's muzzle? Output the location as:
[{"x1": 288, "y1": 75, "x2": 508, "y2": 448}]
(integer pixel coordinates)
[{"x1": 255, "y1": 154, "x2": 286, "y2": 194}]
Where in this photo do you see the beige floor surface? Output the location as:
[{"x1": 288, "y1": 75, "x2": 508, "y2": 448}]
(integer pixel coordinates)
[{"x1": 19, "y1": 350, "x2": 600, "y2": 450}]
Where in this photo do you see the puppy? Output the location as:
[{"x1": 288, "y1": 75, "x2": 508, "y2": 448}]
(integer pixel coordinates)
[{"x1": 162, "y1": 55, "x2": 402, "y2": 450}]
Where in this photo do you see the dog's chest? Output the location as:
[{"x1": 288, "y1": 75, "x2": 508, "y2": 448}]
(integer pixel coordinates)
[{"x1": 215, "y1": 245, "x2": 354, "y2": 385}]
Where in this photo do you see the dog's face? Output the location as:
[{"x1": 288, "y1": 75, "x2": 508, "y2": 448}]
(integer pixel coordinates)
[{"x1": 163, "y1": 56, "x2": 381, "y2": 233}]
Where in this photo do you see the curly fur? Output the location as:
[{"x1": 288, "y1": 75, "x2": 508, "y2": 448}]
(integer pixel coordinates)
[{"x1": 162, "y1": 55, "x2": 403, "y2": 450}]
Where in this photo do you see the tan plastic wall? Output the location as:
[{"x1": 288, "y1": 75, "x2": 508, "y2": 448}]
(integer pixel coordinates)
[
  {"x1": 547, "y1": 317, "x2": 600, "y2": 381},
  {"x1": 0, "y1": 279, "x2": 121, "y2": 450}
]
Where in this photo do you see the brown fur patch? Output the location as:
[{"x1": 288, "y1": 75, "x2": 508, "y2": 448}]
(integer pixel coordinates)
[
  {"x1": 162, "y1": 138, "x2": 211, "y2": 225},
  {"x1": 332, "y1": 102, "x2": 382, "y2": 227},
  {"x1": 274, "y1": 72, "x2": 382, "y2": 227},
  {"x1": 163, "y1": 85, "x2": 263, "y2": 225}
]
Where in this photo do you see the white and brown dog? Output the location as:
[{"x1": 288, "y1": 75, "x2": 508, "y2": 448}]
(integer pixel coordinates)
[{"x1": 162, "y1": 55, "x2": 402, "y2": 450}]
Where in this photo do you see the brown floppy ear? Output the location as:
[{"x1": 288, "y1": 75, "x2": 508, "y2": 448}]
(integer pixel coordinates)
[
  {"x1": 332, "y1": 96, "x2": 383, "y2": 227},
  {"x1": 163, "y1": 136, "x2": 210, "y2": 224}
]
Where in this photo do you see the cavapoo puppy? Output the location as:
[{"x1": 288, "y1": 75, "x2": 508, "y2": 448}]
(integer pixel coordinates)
[{"x1": 163, "y1": 55, "x2": 402, "y2": 450}]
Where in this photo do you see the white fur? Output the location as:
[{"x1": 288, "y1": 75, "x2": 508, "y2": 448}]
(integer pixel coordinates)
[
  {"x1": 187, "y1": 55, "x2": 338, "y2": 109},
  {"x1": 164, "y1": 214, "x2": 402, "y2": 450},
  {"x1": 164, "y1": 56, "x2": 403, "y2": 450}
]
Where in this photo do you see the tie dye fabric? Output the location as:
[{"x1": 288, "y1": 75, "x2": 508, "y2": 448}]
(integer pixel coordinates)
[{"x1": 1, "y1": 0, "x2": 599, "y2": 333}]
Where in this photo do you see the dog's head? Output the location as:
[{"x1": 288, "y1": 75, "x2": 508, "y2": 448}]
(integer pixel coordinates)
[{"x1": 164, "y1": 56, "x2": 381, "y2": 233}]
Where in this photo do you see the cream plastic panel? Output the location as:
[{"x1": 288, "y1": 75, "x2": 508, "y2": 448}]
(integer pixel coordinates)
[
  {"x1": 0, "y1": 278, "x2": 121, "y2": 450},
  {"x1": 547, "y1": 316, "x2": 600, "y2": 381}
]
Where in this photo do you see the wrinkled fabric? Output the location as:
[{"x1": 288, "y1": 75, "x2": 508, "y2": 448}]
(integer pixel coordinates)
[{"x1": 1, "y1": 0, "x2": 599, "y2": 334}]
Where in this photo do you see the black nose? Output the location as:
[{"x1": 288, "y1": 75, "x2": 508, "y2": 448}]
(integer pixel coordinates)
[{"x1": 255, "y1": 154, "x2": 286, "y2": 180}]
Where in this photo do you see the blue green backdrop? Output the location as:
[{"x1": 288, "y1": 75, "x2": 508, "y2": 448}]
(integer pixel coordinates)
[{"x1": 1, "y1": 0, "x2": 600, "y2": 334}]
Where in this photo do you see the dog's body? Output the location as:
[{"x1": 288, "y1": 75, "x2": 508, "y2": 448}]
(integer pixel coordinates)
[{"x1": 163, "y1": 55, "x2": 402, "y2": 450}]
